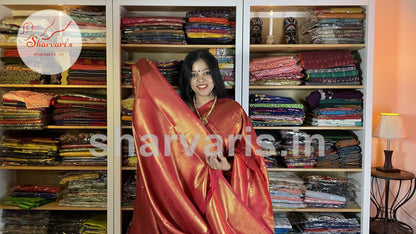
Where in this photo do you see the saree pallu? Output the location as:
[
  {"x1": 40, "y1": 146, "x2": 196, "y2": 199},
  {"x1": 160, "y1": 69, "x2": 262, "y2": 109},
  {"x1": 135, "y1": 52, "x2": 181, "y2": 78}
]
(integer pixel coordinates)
[{"x1": 129, "y1": 58, "x2": 273, "y2": 234}]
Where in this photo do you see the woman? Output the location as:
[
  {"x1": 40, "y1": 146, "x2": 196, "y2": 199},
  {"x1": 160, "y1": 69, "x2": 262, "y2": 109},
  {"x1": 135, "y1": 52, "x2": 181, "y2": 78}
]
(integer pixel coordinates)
[{"x1": 129, "y1": 50, "x2": 273, "y2": 233}]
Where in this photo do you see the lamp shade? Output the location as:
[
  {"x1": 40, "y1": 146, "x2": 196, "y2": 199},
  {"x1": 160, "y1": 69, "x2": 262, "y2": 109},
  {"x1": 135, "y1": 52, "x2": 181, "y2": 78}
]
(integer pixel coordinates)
[{"x1": 373, "y1": 113, "x2": 408, "y2": 139}]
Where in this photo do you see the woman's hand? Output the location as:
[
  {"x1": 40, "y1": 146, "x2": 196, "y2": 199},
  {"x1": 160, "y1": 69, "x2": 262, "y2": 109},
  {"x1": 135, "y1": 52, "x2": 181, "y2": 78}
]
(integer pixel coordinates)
[{"x1": 206, "y1": 154, "x2": 231, "y2": 171}]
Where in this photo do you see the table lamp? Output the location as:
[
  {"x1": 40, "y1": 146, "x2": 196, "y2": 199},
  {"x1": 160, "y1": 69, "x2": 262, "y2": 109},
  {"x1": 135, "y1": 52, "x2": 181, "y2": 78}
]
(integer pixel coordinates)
[{"x1": 373, "y1": 113, "x2": 408, "y2": 173}]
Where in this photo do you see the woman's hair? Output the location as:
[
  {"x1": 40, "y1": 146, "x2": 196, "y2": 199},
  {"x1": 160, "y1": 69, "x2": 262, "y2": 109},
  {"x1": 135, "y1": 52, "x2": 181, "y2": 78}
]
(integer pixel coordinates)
[{"x1": 179, "y1": 49, "x2": 226, "y2": 103}]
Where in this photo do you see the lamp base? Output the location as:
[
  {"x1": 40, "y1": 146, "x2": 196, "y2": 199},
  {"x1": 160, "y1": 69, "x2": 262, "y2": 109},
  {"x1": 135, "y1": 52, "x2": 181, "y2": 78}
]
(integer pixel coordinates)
[{"x1": 376, "y1": 166, "x2": 400, "y2": 173}]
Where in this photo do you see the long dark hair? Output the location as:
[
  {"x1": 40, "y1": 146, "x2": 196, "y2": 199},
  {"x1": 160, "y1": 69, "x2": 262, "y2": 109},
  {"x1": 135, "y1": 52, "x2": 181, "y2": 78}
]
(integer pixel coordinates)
[{"x1": 179, "y1": 49, "x2": 226, "y2": 103}]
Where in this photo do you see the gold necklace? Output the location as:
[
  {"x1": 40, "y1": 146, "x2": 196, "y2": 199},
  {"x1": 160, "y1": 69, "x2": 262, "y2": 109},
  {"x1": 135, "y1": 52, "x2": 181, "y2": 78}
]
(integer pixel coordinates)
[{"x1": 193, "y1": 96, "x2": 217, "y2": 125}]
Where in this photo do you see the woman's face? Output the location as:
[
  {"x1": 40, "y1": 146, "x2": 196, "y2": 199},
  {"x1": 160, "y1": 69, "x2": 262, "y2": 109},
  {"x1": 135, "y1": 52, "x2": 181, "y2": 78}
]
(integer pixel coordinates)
[{"x1": 190, "y1": 59, "x2": 214, "y2": 100}]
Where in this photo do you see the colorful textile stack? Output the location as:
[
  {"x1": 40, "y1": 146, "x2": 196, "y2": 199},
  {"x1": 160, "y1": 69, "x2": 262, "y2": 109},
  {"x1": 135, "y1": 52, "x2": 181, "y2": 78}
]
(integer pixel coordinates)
[
  {"x1": 1, "y1": 210, "x2": 49, "y2": 233},
  {"x1": 290, "y1": 212, "x2": 361, "y2": 233},
  {"x1": 0, "y1": 17, "x2": 24, "y2": 43},
  {"x1": 209, "y1": 48, "x2": 235, "y2": 87},
  {"x1": 185, "y1": 9, "x2": 234, "y2": 44},
  {"x1": 0, "y1": 131, "x2": 61, "y2": 166},
  {"x1": 273, "y1": 212, "x2": 292, "y2": 234},
  {"x1": 315, "y1": 130, "x2": 362, "y2": 168},
  {"x1": 121, "y1": 62, "x2": 133, "y2": 86},
  {"x1": 121, "y1": 17, "x2": 186, "y2": 44},
  {"x1": 59, "y1": 171, "x2": 107, "y2": 208},
  {"x1": 306, "y1": 89, "x2": 363, "y2": 126},
  {"x1": 268, "y1": 172, "x2": 306, "y2": 209},
  {"x1": 122, "y1": 174, "x2": 136, "y2": 207},
  {"x1": 156, "y1": 60, "x2": 181, "y2": 86},
  {"x1": 304, "y1": 175, "x2": 356, "y2": 208},
  {"x1": 67, "y1": 50, "x2": 107, "y2": 85},
  {"x1": 53, "y1": 93, "x2": 107, "y2": 126},
  {"x1": 121, "y1": 95, "x2": 134, "y2": 126},
  {"x1": 249, "y1": 55, "x2": 304, "y2": 86},
  {"x1": 66, "y1": 7, "x2": 106, "y2": 44},
  {"x1": 2, "y1": 185, "x2": 62, "y2": 209},
  {"x1": 48, "y1": 211, "x2": 97, "y2": 233},
  {"x1": 80, "y1": 213, "x2": 107, "y2": 234},
  {"x1": 0, "y1": 49, "x2": 42, "y2": 84},
  {"x1": 254, "y1": 130, "x2": 279, "y2": 168},
  {"x1": 58, "y1": 131, "x2": 107, "y2": 166},
  {"x1": 300, "y1": 7, "x2": 366, "y2": 44},
  {"x1": 0, "y1": 90, "x2": 56, "y2": 130},
  {"x1": 299, "y1": 50, "x2": 361, "y2": 85},
  {"x1": 277, "y1": 130, "x2": 317, "y2": 168},
  {"x1": 249, "y1": 94, "x2": 305, "y2": 126}
]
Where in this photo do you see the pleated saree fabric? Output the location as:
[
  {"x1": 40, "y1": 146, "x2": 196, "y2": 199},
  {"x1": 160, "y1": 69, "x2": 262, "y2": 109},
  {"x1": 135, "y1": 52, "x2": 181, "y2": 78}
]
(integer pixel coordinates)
[{"x1": 129, "y1": 58, "x2": 273, "y2": 234}]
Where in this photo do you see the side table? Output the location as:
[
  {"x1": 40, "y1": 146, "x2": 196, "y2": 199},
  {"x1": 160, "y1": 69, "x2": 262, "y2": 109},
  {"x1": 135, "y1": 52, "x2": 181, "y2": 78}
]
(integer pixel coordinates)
[{"x1": 370, "y1": 167, "x2": 416, "y2": 234}]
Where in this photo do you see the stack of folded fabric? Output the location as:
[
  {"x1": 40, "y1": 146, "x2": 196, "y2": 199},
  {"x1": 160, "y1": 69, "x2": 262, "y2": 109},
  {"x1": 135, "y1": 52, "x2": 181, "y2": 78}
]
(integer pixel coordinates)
[
  {"x1": 80, "y1": 213, "x2": 107, "y2": 234},
  {"x1": 67, "y1": 50, "x2": 107, "y2": 85},
  {"x1": 249, "y1": 94, "x2": 305, "y2": 127},
  {"x1": 1, "y1": 210, "x2": 50, "y2": 233},
  {"x1": 249, "y1": 55, "x2": 304, "y2": 86},
  {"x1": 277, "y1": 130, "x2": 316, "y2": 168},
  {"x1": 0, "y1": 131, "x2": 61, "y2": 166},
  {"x1": 156, "y1": 60, "x2": 181, "y2": 86},
  {"x1": 185, "y1": 9, "x2": 234, "y2": 44},
  {"x1": 209, "y1": 48, "x2": 235, "y2": 87},
  {"x1": 53, "y1": 93, "x2": 107, "y2": 126},
  {"x1": 122, "y1": 174, "x2": 136, "y2": 207},
  {"x1": 304, "y1": 175, "x2": 356, "y2": 208},
  {"x1": 273, "y1": 212, "x2": 293, "y2": 234},
  {"x1": 0, "y1": 49, "x2": 42, "y2": 84},
  {"x1": 2, "y1": 185, "x2": 62, "y2": 209},
  {"x1": 268, "y1": 172, "x2": 306, "y2": 209},
  {"x1": 121, "y1": 95, "x2": 134, "y2": 126},
  {"x1": 0, "y1": 17, "x2": 24, "y2": 43},
  {"x1": 48, "y1": 211, "x2": 95, "y2": 233},
  {"x1": 255, "y1": 130, "x2": 279, "y2": 168},
  {"x1": 59, "y1": 171, "x2": 107, "y2": 208},
  {"x1": 66, "y1": 7, "x2": 106, "y2": 44},
  {"x1": 299, "y1": 7, "x2": 366, "y2": 44},
  {"x1": 58, "y1": 131, "x2": 107, "y2": 166},
  {"x1": 0, "y1": 90, "x2": 56, "y2": 130},
  {"x1": 299, "y1": 50, "x2": 361, "y2": 85},
  {"x1": 291, "y1": 212, "x2": 361, "y2": 233},
  {"x1": 121, "y1": 62, "x2": 133, "y2": 86},
  {"x1": 334, "y1": 134, "x2": 362, "y2": 168},
  {"x1": 121, "y1": 17, "x2": 186, "y2": 44},
  {"x1": 306, "y1": 89, "x2": 363, "y2": 126}
]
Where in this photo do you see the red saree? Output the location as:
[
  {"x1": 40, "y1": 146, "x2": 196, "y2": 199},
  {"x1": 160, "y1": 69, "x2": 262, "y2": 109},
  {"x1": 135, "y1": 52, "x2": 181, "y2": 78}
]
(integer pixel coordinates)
[{"x1": 129, "y1": 58, "x2": 273, "y2": 234}]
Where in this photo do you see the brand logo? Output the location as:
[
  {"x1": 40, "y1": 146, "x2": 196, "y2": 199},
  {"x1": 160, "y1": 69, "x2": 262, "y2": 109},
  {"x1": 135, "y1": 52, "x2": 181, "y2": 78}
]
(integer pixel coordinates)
[{"x1": 17, "y1": 10, "x2": 82, "y2": 75}]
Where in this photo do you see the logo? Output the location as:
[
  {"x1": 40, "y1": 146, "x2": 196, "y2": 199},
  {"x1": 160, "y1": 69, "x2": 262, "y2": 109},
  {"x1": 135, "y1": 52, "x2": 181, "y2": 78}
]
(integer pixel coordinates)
[{"x1": 17, "y1": 10, "x2": 82, "y2": 75}]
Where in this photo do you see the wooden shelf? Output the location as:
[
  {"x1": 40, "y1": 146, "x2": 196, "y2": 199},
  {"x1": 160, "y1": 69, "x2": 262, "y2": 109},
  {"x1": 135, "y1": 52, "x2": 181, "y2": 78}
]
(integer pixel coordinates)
[
  {"x1": 0, "y1": 43, "x2": 106, "y2": 50},
  {"x1": 0, "y1": 84, "x2": 106, "y2": 89},
  {"x1": 272, "y1": 206, "x2": 361, "y2": 213},
  {"x1": 0, "y1": 165, "x2": 107, "y2": 170},
  {"x1": 44, "y1": 125, "x2": 107, "y2": 129},
  {"x1": 250, "y1": 44, "x2": 365, "y2": 53},
  {"x1": 254, "y1": 126, "x2": 363, "y2": 130},
  {"x1": 121, "y1": 44, "x2": 235, "y2": 53},
  {"x1": 0, "y1": 202, "x2": 107, "y2": 211},
  {"x1": 249, "y1": 85, "x2": 364, "y2": 90}
]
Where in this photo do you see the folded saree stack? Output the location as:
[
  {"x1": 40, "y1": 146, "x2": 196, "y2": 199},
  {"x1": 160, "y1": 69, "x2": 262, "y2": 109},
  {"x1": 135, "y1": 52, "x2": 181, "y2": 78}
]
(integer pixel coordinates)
[
  {"x1": 305, "y1": 89, "x2": 363, "y2": 126},
  {"x1": 277, "y1": 130, "x2": 317, "y2": 168},
  {"x1": 53, "y1": 93, "x2": 107, "y2": 126},
  {"x1": 209, "y1": 48, "x2": 235, "y2": 87},
  {"x1": 0, "y1": 131, "x2": 61, "y2": 166},
  {"x1": 0, "y1": 90, "x2": 56, "y2": 130},
  {"x1": 304, "y1": 175, "x2": 357, "y2": 208},
  {"x1": 58, "y1": 171, "x2": 107, "y2": 207},
  {"x1": 299, "y1": 49, "x2": 361, "y2": 85},
  {"x1": 0, "y1": 16, "x2": 24, "y2": 43},
  {"x1": 249, "y1": 55, "x2": 304, "y2": 86},
  {"x1": 249, "y1": 93, "x2": 305, "y2": 126},
  {"x1": 58, "y1": 131, "x2": 107, "y2": 166},
  {"x1": 67, "y1": 50, "x2": 107, "y2": 85},
  {"x1": 156, "y1": 60, "x2": 181, "y2": 86},
  {"x1": 290, "y1": 212, "x2": 361, "y2": 233},
  {"x1": 66, "y1": 7, "x2": 106, "y2": 44},
  {"x1": 80, "y1": 213, "x2": 107, "y2": 233},
  {"x1": 122, "y1": 174, "x2": 136, "y2": 207},
  {"x1": 268, "y1": 171, "x2": 306, "y2": 209},
  {"x1": 299, "y1": 7, "x2": 366, "y2": 44},
  {"x1": 121, "y1": 17, "x2": 186, "y2": 44},
  {"x1": 0, "y1": 49, "x2": 42, "y2": 84},
  {"x1": 1, "y1": 210, "x2": 50, "y2": 233},
  {"x1": 273, "y1": 212, "x2": 293, "y2": 234},
  {"x1": 2, "y1": 185, "x2": 62, "y2": 209},
  {"x1": 185, "y1": 9, "x2": 234, "y2": 44}
]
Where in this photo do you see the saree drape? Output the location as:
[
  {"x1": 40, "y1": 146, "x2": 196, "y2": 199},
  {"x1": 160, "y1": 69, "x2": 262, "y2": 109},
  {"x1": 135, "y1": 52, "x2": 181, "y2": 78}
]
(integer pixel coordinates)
[{"x1": 129, "y1": 58, "x2": 273, "y2": 234}]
